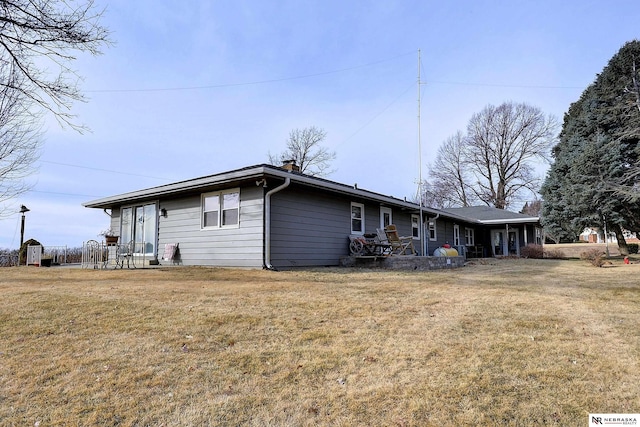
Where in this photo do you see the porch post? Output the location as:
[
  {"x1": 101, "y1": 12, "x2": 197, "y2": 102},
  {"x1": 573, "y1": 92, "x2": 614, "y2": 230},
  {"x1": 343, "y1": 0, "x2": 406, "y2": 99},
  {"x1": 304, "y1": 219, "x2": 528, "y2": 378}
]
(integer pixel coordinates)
[{"x1": 506, "y1": 224, "x2": 509, "y2": 256}]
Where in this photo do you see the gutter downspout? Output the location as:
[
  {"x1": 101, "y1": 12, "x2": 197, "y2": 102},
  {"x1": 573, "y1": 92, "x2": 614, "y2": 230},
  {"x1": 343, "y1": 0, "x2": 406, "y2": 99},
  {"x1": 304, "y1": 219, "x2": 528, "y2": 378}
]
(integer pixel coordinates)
[
  {"x1": 425, "y1": 213, "x2": 439, "y2": 256},
  {"x1": 264, "y1": 177, "x2": 291, "y2": 270}
]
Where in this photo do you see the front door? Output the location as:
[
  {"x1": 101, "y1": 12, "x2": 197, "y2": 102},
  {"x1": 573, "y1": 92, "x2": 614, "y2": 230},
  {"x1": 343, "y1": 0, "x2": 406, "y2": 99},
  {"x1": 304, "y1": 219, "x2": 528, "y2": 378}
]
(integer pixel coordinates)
[
  {"x1": 380, "y1": 207, "x2": 392, "y2": 229},
  {"x1": 508, "y1": 230, "x2": 519, "y2": 256},
  {"x1": 491, "y1": 230, "x2": 506, "y2": 256}
]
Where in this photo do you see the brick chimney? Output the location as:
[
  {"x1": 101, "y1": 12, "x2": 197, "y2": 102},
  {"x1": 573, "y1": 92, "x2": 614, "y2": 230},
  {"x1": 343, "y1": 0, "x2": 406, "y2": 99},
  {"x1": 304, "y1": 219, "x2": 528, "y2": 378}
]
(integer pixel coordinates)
[{"x1": 281, "y1": 159, "x2": 300, "y2": 172}]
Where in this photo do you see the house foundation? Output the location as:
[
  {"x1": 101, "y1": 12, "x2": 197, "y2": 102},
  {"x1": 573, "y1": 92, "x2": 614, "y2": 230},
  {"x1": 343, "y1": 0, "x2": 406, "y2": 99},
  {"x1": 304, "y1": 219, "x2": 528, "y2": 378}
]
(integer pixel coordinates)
[{"x1": 339, "y1": 255, "x2": 465, "y2": 270}]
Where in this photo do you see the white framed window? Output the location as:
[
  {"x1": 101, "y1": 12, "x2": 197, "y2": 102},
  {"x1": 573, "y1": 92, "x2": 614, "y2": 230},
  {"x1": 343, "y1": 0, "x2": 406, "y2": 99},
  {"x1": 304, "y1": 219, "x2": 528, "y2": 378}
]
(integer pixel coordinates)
[
  {"x1": 202, "y1": 189, "x2": 240, "y2": 229},
  {"x1": 351, "y1": 202, "x2": 365, "y2": 235},
  {"x1": 428, "y1": 220, "x2": 437, "y2": 241},
  {"x1": 453, "y1": 224, "x2": 460, "y2": 246},
  {"x1": 535, "y1": 227, "x2": 543, "y2": 245},
  {"x1": 465, "y1": 228, "x2": 475, "y2": 246},
  {"x1": 411, "y1": 214, "x2": 420, "y2": 239}
]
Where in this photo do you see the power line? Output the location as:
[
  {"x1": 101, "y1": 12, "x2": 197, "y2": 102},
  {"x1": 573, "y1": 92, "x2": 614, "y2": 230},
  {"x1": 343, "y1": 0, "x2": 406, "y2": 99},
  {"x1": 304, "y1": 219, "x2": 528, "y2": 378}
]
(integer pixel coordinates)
[
  {"x1": 86, "y1": 51, "x2": 416, "y2": 94},
  {"x1": 427, "y1": 79, "x2": 584, "y2": 90},
  {"x1": 40, "y1": 160, "x2": 169, "y2": 181},
  {"x1": 335, "y1": 80, "x2": 416, "y2": 149},
  {"x1": 29, "y1": 189, "x2": 101, "y2": 198}
]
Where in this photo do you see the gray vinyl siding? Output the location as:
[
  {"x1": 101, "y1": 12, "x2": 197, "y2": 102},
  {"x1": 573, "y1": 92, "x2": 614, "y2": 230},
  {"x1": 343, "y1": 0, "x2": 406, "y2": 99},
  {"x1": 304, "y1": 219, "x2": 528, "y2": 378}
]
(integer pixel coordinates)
[
  {"x1": 109, "y1": 209, "x2": 121, "y2": 237},
  {"x1": 156, "y1": 185, "x2": 264, "y2": 268},
  {"x1": 368, "y1": 207, "x2": 422, "y2": 255},
  {"x1": 424, "y1": 218, "x2": 451, "y2": 255},
  {"x1": 269, "y1": 187, "x2": 350, "y2": 268},
  {"x1": 269, "y1": 187, "x2": 422, "y2": 268}
]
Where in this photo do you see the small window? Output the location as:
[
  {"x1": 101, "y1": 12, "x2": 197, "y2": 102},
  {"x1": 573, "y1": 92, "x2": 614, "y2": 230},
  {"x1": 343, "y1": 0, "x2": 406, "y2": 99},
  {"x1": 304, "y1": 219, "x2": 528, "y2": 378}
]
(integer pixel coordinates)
[
  {"x1": 351, "y1": 202, "x2": 364, "y2": 234},
  {"x1": 203, "y1": 194, "x2": 220, "y2": 227},
  {"x1": 411, "y1": 214, "x2": 420, "y2": 239},
  {"x1": 465, "y1": 228, "x2": 475, "y2": 246},
  {"x1": 222, "y1": 192, "x2": 239, "y2": 225},
  {"x1": 428, "y1": 220, "x2": 437, "y2": 241},
  {"x1": 202, "y1": 189, "x2": 240, "y2": 229},
  {"x1": 453, "y1": 224, "x2": 460, "y2": 246}
]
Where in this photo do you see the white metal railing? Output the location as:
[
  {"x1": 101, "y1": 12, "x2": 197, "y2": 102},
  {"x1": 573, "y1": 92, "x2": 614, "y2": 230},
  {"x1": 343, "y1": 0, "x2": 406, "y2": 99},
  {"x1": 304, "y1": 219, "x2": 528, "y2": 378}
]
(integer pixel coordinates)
[
  {"x1": 81, "y1": 240, "x2": 108, "y2": 269},
  {"x1": 81, "y1": 240, "x2": 149, "y2": 269}
]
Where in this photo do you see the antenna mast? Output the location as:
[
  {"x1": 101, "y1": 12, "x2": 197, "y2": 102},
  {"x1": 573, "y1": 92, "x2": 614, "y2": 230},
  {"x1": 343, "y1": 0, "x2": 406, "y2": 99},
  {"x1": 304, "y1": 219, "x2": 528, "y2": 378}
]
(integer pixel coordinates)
[{"x1": 417, "y1": 49, "x2": 425, "y2": 256}]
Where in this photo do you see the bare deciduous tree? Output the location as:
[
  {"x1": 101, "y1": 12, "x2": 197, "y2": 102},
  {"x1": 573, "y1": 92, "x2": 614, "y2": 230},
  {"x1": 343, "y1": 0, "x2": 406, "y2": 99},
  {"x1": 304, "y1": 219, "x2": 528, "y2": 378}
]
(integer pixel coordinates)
[
  {"x1": 0, "y1": 0, "x2": 109, "y2": 213},
  {"x1": 421, "y1": 131, "x2": 476, "y2": 208},
  {"x1": 268, "y1": 126, "x2": 336, "y2": 176},
  {"x1": 422, "y1": 103, "x2": 557, "y2": 209},
  {"x1": 0, "y1": 0, "x2": 111, "y2": 130},
  {"x1": 0, "y1": 63, "x2": 42, "y2": 216},
  {"x1": 466, "y1": 102, "x2": 558, "y2": 209},
  {"x1": 520, "y1": 199, "x2": 542, "y2": 216}
]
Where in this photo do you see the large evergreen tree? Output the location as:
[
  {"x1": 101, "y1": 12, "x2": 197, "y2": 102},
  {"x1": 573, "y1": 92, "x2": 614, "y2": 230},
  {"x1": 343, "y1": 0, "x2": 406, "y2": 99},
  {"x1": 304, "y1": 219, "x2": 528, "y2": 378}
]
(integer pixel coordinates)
[{"x1": 541, "y1": 40, "x2": 640, "y2": 253}]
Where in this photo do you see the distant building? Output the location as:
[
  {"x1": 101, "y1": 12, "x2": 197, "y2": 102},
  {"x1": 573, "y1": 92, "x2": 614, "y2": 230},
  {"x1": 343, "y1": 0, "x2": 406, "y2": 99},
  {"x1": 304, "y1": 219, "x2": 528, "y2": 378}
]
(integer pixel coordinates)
[{"x1": 580, "y1": 227, "x2": 637, "y2": 243}]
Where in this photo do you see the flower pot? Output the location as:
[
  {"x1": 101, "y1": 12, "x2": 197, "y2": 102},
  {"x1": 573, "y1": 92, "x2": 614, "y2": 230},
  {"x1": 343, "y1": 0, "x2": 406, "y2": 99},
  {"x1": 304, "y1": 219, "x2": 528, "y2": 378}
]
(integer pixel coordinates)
[{"x1": 105, "y1": 236, "x2": 119, "y2": 245}]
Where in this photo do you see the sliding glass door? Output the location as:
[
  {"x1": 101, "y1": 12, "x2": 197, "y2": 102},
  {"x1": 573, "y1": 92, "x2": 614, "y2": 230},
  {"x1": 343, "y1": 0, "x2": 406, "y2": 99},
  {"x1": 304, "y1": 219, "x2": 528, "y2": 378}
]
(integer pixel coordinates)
[{"x1": 120, "y1": 203, "x2": 157, "y2": 256}]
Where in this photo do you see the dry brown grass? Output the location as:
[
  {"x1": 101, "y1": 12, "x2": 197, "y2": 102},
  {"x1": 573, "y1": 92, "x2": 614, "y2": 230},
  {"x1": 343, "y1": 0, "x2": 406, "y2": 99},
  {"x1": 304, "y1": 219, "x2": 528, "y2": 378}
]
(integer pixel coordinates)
[
  {"x1": 1, "y1": 259, "x2": 639, "y2": 426},
  {"x1": 545, "y1": 242, "x2": 621, "y2": 258}
]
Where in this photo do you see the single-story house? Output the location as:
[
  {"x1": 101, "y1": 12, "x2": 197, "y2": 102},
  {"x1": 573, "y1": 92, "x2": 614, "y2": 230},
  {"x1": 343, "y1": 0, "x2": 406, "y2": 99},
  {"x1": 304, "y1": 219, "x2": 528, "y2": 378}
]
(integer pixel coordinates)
[
  {"x1": 579, "y1": 227, "x2": 638, "y2": 244},
  {"x1": 83, "y1": 162, "x2": 542, "y2": 269},
  {"x1": 442, "y1": 206, "x2": 543, "y2": 257}
]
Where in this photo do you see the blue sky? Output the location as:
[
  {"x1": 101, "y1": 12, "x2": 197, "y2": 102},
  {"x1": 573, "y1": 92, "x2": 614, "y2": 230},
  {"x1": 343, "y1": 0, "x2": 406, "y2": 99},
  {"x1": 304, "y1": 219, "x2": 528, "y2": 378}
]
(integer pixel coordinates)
[{"x1": 1, "y1": 0, "x2": 638, "y2": 249}]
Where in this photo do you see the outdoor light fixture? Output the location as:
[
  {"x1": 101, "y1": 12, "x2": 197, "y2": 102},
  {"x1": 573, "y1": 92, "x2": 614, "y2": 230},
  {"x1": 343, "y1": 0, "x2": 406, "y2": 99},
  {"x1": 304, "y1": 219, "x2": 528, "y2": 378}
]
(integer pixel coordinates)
[
  {"x1": 160, "y1": 208, "x2": 167, "y2": 218},
  {"x1": 19, "y1": 204, "x2": 30, "y2": 265}
]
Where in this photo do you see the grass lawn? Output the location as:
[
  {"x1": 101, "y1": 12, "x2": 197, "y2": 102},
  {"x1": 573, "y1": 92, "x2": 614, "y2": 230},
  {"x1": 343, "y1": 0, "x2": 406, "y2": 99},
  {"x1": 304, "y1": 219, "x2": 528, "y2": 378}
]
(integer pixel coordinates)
[{"x1": 1, "y1": 258, "x2": 639, "y2": 426}]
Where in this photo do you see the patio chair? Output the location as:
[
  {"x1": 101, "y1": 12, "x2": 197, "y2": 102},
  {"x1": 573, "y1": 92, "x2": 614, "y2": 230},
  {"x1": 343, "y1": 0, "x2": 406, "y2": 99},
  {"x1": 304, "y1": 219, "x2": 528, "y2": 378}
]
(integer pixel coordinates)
[
  {"x1": 375, "y1": 228, "x2": 393, "y2": 256},
  {"x1": 115, "y1": 240, "x2": 136, "y2": 269},
  {"x1": 162, "y1": 243, "x2": 179, "y2": 265},
  {"x1": 384, "y1": 224, "x2": 416, "y2": 255}
]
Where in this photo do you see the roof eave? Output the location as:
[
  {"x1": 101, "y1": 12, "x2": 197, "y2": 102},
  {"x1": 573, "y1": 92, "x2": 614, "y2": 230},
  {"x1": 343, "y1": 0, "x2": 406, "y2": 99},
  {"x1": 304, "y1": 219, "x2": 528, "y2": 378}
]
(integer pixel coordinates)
[
  {"x1": 479, "y1": 217, "x2": 540, "y2": 224},
  {"x1": 82, "y1": 165, "x2": 271, "y2": 209},
  {"x1": 82, "y1": 164, "x2": 428, "y2": 212}
]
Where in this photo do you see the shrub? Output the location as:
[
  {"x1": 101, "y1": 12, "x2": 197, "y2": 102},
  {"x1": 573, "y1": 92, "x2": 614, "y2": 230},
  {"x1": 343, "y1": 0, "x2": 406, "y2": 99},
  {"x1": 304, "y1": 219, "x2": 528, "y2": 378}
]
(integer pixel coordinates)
[
  {"x1": 521, "y1": 244, "x2": 544, "y2": 259},
  {"x1": 0, "y1": 248, "x2": 19, "y2": 267},
  {"x1": 544, "y1": 249, "x2": 565, "y2": 259},
  {"x1": 580, "y1": 248, "x2": 605, "y2": 267},
  {"x1": 628, "y1": 243, "x2": 639, "y2": 254}
]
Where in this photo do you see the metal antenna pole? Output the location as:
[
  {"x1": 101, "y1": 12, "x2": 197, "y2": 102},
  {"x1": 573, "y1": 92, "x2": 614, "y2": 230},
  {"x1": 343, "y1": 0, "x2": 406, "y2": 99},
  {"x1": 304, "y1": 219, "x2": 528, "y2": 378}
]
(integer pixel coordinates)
[{"x1": 417, "y1": 49, "x2": 425, "y2": 256}]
